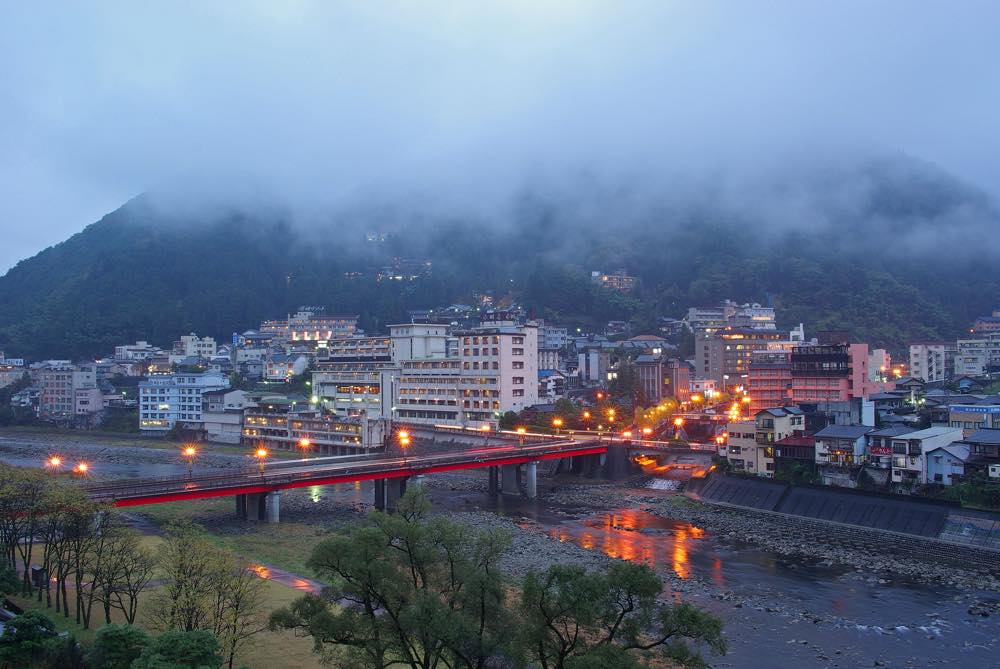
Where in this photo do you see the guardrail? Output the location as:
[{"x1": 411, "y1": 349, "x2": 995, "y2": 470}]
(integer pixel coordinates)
[{"x1": 82, "y1": 440, "x2": 599, "y2": 502}]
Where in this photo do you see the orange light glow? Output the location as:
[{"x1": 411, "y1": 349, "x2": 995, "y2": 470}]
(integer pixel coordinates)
[
  {"x1": 582, "y1": 411, "x2": 591, "y2": 419},
  {"x1": 75, "y1": 463, "x2": 89, "y2": 474},
  {"x1": 673, "y1": 417, "x2": 684, "y2": 427},
  {"x1": 516, "y1": 426, "x2": 527, "y2": 435},
  {"x1": 398, "y1": 430, "x2": 410, "y2": 439},
  {"x1": 48, "y1": 456, "x2": 62, "y2": 467},
  {"x1": 642, "y1": 427, "x2": 653, "y2": 435},
  {"x1": 622, "y1": 431, "x2": 632, "y2": 438},
  {"x1": 552, "y1": 418, "x2": 564, "y2": 428},
  {"x1": 480, "y1": 424, "x2": 491, "y2": 432},
  {"x1": 298, "y1": 438, "x2": 311, "y2": 448},
  {"x1": 255, "y1": 448, "x2": 268, "y2": 459},
  {"x1": 183, "y1": 446, "x2": 197, "y2": 458}
]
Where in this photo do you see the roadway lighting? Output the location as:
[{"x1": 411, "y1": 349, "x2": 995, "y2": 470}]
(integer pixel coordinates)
[
  {"x1": 516, "y1": 426, "x2": 527, "y2": 448},
  {"x1": 46, "y1": 456, "x2": 62, "y2": 469},
  {"x1": 622, "y1": 430, "x2": 632, "y2": 439},
  {"x1": 582, "y1": 411, "x2": 591, "y2": 420},
  {"x1": 552, "y1": 417, "x2": 564, "y2": 435},
  {"x1": 398, "y1": 431, "x2": 412, "y2": 464},
  {"x1": 255, "y1": 448, "x2": 268, "y2": 476},
  {"x1": 673, "y1": 417, "x2": 684, "y2": 427},
  {"x1": 298, "y1": 438, "x2": 311, "y2": 459},
  {"x1": 73, "y1": 462, "x2": 89, "y2": 475},
  {"x1": 642, "y1": 427, "x2": 653, "y2": 436},
  {"x1": 182, "y1": 446, "x2": 197, "y2": 478}
]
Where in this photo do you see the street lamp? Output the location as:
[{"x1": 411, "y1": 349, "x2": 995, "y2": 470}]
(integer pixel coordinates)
[
  {"x1": 255, "y1": 448, "x2": 268, "y2": 477},
  {"x1": 73, "y1": 462, "x2": 89, "y2": 476},
  {"x1": 552, "y1": 417, "x2": 564, "y2": 435},
  {"x1": 516, "y1": 426, "x2": 527, "y2": 448},
  {"x1": 398, "y1": 430, "x2": 411, "y2": 465},
  {"x1": 182, "y1": 445, "x2": 197, "y2": 478},
  {"x1": 298, "y1": 437, "x2": 311, "y2": 459},
  {"x1": 45, "y1": 456, "x2": 63, "y2": 469}
]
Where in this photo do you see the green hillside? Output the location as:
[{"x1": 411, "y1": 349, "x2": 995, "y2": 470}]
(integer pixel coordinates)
[{"x1": 2, "y1": 156, "x2": 998, "y2": 360}]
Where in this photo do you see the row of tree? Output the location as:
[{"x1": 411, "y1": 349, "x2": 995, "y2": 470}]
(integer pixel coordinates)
[
  {"x1": 0, "y1": 465, "x2": 154, "y2": 629},
  {"x1": 270, "y1": 490, "x2": 727, "y2": 669},
  {"x1": 0, "y1": 467, "x2": 267, "y2": 669}
]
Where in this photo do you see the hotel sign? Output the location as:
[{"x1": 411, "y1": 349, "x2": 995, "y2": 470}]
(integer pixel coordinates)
[
  {"x1": 869, "y1": 445, "x2": 892, "y2": 455},
  {"x1": 951, "y1": 405, "x2": 1000, "y2": 414}
]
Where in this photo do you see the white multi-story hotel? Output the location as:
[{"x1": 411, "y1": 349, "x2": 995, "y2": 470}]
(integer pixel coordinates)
[
  {"x1": 312, "y1": 322, "x2": 539, "y2": 429},
  {"x1": 169, "y1": 333, "x2": 217, "y2": 362},
  {"x1": 139, "y1": 371, "x2": 229, "y2": 432}
]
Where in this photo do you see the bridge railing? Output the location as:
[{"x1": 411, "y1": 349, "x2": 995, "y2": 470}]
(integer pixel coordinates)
[{"x1": 83, "y1": 440, "x2": 599, "y2": 501}]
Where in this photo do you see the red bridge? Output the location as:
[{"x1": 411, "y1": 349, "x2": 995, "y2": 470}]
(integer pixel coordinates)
[{"x1": 82, "y1": 439, "x2": 608, "y2": 521}]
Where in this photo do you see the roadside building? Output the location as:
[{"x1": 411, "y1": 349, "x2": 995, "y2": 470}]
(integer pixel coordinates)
[
  {"x1": 241, "y1": 396, "x2": 384, "y2": 455},
  {"x1": 954, "y1": 339, "x2": 989, "y2": 378},
  {"x1": 866, "y1": 425, "x2": 917, "y2": 470},
  {"x1": 170, "y1": 333, "x2": 217, "y2": 361},
  {"x1": 909, "y1": 342, "x2": 954, "y2": 383},
  {"x1": 925, "y1": 444, "x2": 969, "y2": 486},
  {"x1": 202, "y1": 389, "x2": 252, "y2": 444},
  {"x1": 727, "y1": 407, "x2": 805, "y2": 478},
  {"x1": 698, "y1": 328, "x2": 784, "y2": 389},
  {"x1": 260, "y1": 308, "x2": 360, "y2": 344},
  {"x1": 633, "y1": 353, "x2": 690, "y2": 404},
  {"x1": 890, "y1": 426, "x2": 964, "y2": 486},
  {"x1": 773, "y1": 434, "x2": 817, "y2": 477},
  {"x1": 36, "y1": 362, "x2": 97, "y2": 420},
  {"x1": 724, "y1": 420, "x2": 757, "y2": 474},
  {"x1": 138, "y1": 371, "x2": 229, "y2": 433},
  {"x1": 538, "y1": 369, "x2": 566, "y2": 400},
  {"x1": 948, "y1": 402, "x2": 1000, "y2": 433},
  {"x1": 813, "y1": 424, "x2": 874, "y2": 487},
  {"x1": 960, "y1": 428, "x2": 1000, "y2": 480}
]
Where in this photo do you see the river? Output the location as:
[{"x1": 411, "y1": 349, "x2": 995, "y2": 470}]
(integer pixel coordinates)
[{"x1": 1, "y1": 432, "x2": 998, "y2": 667}]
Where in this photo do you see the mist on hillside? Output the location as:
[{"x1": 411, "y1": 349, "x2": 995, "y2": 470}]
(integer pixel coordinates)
[{"x1": 2, "y1": 2, "x2": 1000, "y2": 272}]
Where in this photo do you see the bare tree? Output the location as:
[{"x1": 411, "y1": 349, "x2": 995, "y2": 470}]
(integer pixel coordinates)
[
  {"x1": 93, "y1": 527, "x2": 155, "y2": 625},
  {"x1": 213, "y1": 558, "x2": 268, "y2": 669}
]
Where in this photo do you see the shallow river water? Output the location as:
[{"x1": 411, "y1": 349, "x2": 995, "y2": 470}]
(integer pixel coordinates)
[{"x1": 2, "y1": 433, "x2": 998, "y2": 667}]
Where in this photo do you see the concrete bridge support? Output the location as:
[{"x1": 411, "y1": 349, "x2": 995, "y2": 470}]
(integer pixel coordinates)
[
  {"x1": 500, "y1": 464, "x2": 520, "y2": 496},
  {"x1": 374, "y1": 477, "x2": 408, "y2": 512},
  {"x1": 488, "y1": 466, "x2": 499, "y2": 495},
  {"x1": 525, "y1": 461, "x2": 538, "y2": 499},
  {"x1": 266, "y1": 491, "x2": 281, "y2": 523},
  {"x1": 236, "y1": 493, "x2": 268, "y2": 521}
]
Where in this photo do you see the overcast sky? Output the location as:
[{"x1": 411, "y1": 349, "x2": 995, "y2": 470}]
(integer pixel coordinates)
[{"x1": 1, "y1": 1, "x2": 998, "y2": 273}]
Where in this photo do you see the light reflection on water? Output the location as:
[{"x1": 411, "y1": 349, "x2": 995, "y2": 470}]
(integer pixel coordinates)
[{"x1": 544, "y1": 508, "x2": 708, "y2": 580}]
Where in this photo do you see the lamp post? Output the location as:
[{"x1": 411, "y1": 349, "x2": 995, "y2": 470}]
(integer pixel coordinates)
[
  {"x1": 45, "y1": 456, "x2": 63, "y2": 470},
  {"x1": 255, "y1": 448, "x2": 268, "y2": 477},
  {"x1": 298, "y1": 437, "x2": 311, "y2": 460},
  {"x1": 552, "y1": 417, "x2": 563, "y2": 436},
  {"x1": 73, "y1": 462, "x2": 89, "y2": 476},
  {"x1": 182, "y1": 445, "x2": 197, "y2": 478},
  {"x1": 398, "y1": 430, "x2": 411, "y2": 465},
  {"x1": 516, "y1": 426, "x2": 527, "y2": 448}
]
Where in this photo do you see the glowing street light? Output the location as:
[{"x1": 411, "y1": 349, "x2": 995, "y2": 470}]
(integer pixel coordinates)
[
  {"x1": 182, "y1": 445, "x2": 197, "y2": 478},
  {"x1": 552, "y1": 417, "x2": 564, "y2": 435},
  {"x1": 298, "y1": 437, "x2": 311, "y2": 459},
  {"x1": 398, "y1": 430, "x2": 412, "y2": 464},
  {"x1": 46, "y1": 456, "x2": 63, "y2": 469},
  {"x1": 516, "y1": 426, "x2": 527, "y2": 447},
  {"x1": 673, "y1": 417, "x2": 684, "y2": 427},
  {"x1": 73, "y1": 462, "x2": 89, "y2": 475},
  {"x1": 255, "y1": 448, "x2": 268, "y2": 476}
]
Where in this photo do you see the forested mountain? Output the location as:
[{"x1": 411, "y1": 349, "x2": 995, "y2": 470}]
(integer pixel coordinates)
[{"x1": 2, "y1": 154, "x2": 998, "y2": 360}]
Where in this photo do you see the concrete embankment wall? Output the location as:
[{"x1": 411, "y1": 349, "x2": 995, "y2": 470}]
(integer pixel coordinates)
[{"x1": 688, "y1": 474, "x2": 1000, "y2": 551}]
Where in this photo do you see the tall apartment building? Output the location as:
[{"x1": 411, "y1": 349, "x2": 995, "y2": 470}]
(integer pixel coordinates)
[
  {"x1": 909, "y1": 342, "x2": 954, "y2": 382},
  {"x1": 538, "y1": 324, "x2": 569, "y2": 350},
  {"x1": 972, "y1": 311, "x2": 1000, "y2": 334},
  {"x1": 697, "y1": 328, "x2": 784, "y2": 389},
  {"x1": 139, "y1": 372, "x2": 229, "y2": 432},
  {"x1": 312, "y1": 322, "x2": 539, "y2": 429},
  {"x1": 171, "y1": 333, "x2": 217, "y2": 360},
  {"x1": 114, "y1": 340, "x2": 164, "y2": 361},
  {"x1": 955, "y1": 339, "x2": 989, "y2": 377},
  {"x1": 686, "y1": 301, "x2": 776, "y2": 336},
  {"x1": 36, "y1": 362, "x2": 97, "y2": 419},
  {"x1": 260, "y1": 308, "x2": 359, "y2": 344},
  {"x1": 633, "y1": 354, "x2": 690, "y2": 404},
  {"x1": 242, "y1": 397, "x2": 384, "y2": 455},
  {"x1": 747, "y1": 349, "x2": 792, "y2": 413}
]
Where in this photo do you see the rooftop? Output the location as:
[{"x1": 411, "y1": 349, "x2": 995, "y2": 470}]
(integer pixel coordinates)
[
  {"x1": 813, "y1": 424, "x2": 874, "y2": 439},
  {"x1": 965, "y1": 428, "x2": 1000, "y2": 445},
  {"x1": 899, "y1": 426, "x2": 964, "y2": 440}
]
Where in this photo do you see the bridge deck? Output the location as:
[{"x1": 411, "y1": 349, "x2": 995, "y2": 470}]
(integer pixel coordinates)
[{"x1": 82, "y1": 441, "x2": 607, "y2": 507}]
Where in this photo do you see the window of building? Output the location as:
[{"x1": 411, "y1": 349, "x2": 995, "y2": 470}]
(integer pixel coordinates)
[
  {"x1": 512, "y1": 348, "x2": 523, "y2": 356},
  {"x1": 513, "y1": 377, "x2": 524, "y2": 385}
]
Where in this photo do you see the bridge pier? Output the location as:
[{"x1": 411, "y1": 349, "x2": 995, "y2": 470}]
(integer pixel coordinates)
[
  {"x1": 235, "y1": 494, "x2": 247, "y2": 520},
  {"x1": 266, "y1": 491, "x2": 281, "y2": 523},
  {"x1": 525, "y1": 461, "x2": 538, "y2": 499},
  {"x1": 500, "y1": 464, "x2": 519, "y2": 496},
  {"x1": 488, "y1": 466, "x2": 499, "y2": 496},
  {"x1": 374, "y1": 477, "x2": 408, "y2": 512}
]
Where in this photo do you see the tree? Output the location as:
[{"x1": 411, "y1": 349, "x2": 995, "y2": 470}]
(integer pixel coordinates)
[
  {"x1": 148, "y1": 523, "x2": 266, "y2": 668},
  {"x1": 210, "y1": 558, "x2": 268, "y2": 669},
  {"x1": 130, "y1": 630, "x2": 223, "y2": 669},
  {"x1": 0, "y1": 610, "x2": 56, "y2": 669},
  {"x1": 92, "y1": 528, "x2": 155, "y2": 625},
  {"x1": 270, "y1": 489, "x2": 514, "y2": 669},
  {"x1": 0, "y1": 566, "x2": 18, "y2": 597},
  {"x1": 519, "y1": 562, "x2": 726, "y2": 669},
  {"x1": 87, "y1": 625, "x2": 152, "y2": 669}
]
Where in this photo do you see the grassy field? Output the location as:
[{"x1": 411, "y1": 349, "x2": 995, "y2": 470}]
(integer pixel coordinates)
[
  {"x1": 137, "y1": 499, "x2": 335, "y2": 576},
  {"x1": 5, "y1": 534, "x2": 323, "y2": 669}
]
